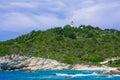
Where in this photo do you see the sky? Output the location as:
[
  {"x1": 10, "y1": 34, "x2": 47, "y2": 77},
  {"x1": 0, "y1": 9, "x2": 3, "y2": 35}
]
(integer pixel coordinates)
[{"x1": 0, "y1": 0, "x2": 120, "y2": 41}]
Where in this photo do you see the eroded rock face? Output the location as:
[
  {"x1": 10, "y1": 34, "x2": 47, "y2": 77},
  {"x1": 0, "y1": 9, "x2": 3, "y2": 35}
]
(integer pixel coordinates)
[
  {"x1": 104, "y1": 69, "x2": 120, "y2": 75},
  {"x1": 0, "y1": 54, "x2": 71, "y2": 71}
]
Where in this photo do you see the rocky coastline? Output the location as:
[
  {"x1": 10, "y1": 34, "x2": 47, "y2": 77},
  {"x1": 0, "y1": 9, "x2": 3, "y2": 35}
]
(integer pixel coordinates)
[
  {"x1": 0, "y1": 54, "x2": 120, "y2": 76},
  {"x1": 0, "y1": 54, "x2": 71, "y2": 71}
]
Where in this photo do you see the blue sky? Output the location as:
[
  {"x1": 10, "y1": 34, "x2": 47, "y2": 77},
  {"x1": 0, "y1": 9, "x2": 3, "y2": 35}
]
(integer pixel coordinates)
[{"x1": 0, "y1": 0, "x2": 120, "y2": 41}]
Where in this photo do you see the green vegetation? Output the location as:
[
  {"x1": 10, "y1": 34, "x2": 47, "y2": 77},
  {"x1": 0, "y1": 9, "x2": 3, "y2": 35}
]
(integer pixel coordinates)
[
  {"x1": 108, "y1": 60, "x2": 120, "y2": 67},
  {"x1": 0, "y1": 25, "x2": 120, "y2": 66}
]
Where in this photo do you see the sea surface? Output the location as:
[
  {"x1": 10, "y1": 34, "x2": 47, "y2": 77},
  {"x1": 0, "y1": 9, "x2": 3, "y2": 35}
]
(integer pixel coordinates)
[{"x1": 0, "y1": 70, "x2": 120, "y2": 80}]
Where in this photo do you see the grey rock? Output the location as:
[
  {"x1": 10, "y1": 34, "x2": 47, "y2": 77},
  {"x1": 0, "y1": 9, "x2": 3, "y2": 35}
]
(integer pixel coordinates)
[{"x1": 0, "y1": 54, "x2": 71, "y2": 71}]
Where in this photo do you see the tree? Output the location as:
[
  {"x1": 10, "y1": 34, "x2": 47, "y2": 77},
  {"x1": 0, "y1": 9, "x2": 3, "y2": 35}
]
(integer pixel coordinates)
[{"x1": 63, "y1": 25, "x2": 76, "y2": 39}]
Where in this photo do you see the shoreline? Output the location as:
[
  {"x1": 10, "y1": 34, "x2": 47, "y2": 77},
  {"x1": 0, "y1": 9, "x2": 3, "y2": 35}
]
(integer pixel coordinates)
[
  {"x1": 0, "y1": 54, "x2": 118, "y2": 71},
  {"x1": 70, "y1": 64, "x2": 117, "y2": 71}
]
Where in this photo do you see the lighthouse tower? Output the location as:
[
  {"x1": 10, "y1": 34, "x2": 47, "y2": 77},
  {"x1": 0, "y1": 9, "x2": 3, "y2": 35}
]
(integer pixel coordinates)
[{"x1": 70, "y1": 21, "x2": 74, "y2": 27}]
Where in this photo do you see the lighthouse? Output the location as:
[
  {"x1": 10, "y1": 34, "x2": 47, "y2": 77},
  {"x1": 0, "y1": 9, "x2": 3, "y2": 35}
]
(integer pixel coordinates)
[{"x1": 70, "y1": 21, "x2": 74, "y2": 27}]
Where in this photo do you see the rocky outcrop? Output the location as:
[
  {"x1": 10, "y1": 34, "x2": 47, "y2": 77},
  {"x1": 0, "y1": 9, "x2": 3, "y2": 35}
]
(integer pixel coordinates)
[
  {"x1": 104, "y1": 68, "x2": 120, "y2": 75},
  {"x1": 0, "y1": 54, "x2": 118, "y2": 72},
  {"x1": 0, "y1": 54, "x2": 71, "y2": 71}
]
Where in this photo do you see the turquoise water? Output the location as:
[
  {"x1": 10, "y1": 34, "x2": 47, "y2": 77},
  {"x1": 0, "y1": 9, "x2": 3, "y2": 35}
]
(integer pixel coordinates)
[{"x1": 0, "y1": 70, "x2": 120, "y2": 80}]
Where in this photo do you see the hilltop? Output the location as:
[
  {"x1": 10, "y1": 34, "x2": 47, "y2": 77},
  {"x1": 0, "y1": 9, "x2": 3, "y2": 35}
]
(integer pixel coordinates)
[{"x1": 0, "y1": 25, "x2": 120, "y2": 66}]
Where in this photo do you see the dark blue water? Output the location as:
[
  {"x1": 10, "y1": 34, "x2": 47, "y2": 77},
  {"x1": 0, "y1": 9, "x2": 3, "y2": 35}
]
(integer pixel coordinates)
[{"x1": 0, "y1": 70, "x2": 120, "y2": 80}]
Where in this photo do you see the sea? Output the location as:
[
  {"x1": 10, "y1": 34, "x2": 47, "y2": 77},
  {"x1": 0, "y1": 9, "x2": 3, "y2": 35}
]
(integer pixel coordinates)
[{"x1": 0, "y1": 70, "x2": 120, "y2": 80}]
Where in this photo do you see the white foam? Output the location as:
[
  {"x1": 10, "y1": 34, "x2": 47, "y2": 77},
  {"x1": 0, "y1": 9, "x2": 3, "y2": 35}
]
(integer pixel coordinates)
[
  {"x1": 112, "y1": 75, "x2": 120, "y2": 77},
  {"x1": 56, "y1": 72, "x2": 97, "y2": 78}
]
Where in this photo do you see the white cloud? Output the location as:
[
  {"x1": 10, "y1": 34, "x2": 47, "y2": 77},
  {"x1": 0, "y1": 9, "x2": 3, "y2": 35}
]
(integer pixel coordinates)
[
  {"x1": 67, "y1": 1, "x2": 120, "y2": 29},
  {"x1": 0, "y1": 0, "x2": 120, "y2": 33},
  {"x1": 0, "y1": 12, "x2": 39, "y2": 32},
  {"x1": 33, "y1": 14, "x2": 68, "y2": 28},
  {"x1": 9, "y1": 2, "x2": 39, "y2": 8},
  {"x1": 0, "y1": 1, "x2": 39, "y2": 9},
  {"x1": 0, "y1": 12, "x2": 67, "y2": 32}
]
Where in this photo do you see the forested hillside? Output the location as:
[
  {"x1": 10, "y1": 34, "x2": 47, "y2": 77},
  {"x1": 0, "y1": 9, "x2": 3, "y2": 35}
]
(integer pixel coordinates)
[{"x1": 0, "y1": 25, "x2": 120, "y2": 65}]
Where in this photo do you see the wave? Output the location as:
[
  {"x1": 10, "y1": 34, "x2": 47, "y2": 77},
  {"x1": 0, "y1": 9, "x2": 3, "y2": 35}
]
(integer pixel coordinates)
[
  {"x1": 56, "y1": 72, "x2": 97, "y2": 78},
  {"x1": 113, "y1": 75, "x2": 120, "y2": 76}
]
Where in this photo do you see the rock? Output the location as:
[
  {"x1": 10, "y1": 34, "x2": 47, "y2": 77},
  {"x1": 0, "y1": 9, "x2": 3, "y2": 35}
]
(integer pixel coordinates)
[
  {"x1": 117, "y1": 68, "x2": 120, "y2": 71},
  {"x1": 104, "y1": 69, "x2": 120, "y2": 75},
  {"x1": 0, "y1": 54, "x2": 71, "y2": 71}
]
